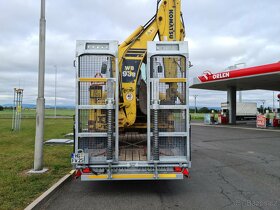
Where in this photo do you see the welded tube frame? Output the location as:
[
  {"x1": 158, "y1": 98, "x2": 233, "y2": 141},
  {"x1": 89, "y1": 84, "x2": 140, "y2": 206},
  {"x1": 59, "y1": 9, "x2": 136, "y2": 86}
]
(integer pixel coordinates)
[
  {"x1": 147, "y1": 41, "x2": 190, "y2": 165},
  {"x1": 74, "y1": 40, "x2": 119, "y2": 164}
]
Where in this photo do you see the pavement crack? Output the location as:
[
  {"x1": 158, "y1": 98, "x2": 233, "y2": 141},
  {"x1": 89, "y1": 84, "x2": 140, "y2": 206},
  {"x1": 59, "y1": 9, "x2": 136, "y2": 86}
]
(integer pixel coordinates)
[
  {"x1": 219, "y1": 186, "x2": 234, "y2": 208},
  {"x1": 215, "y1": 167, "x2": 264, "y2": 210}
]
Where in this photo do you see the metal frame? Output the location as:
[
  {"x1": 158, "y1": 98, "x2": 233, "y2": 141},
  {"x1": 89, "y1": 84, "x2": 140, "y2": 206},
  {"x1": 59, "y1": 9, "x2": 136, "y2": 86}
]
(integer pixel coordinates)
[
  {"x1": 12, "y1": 88, "x2": 24, "y2": 131},
  {"x1": 74, "y1": 40, "x2": 119, "y2": 163},
  {"x1": 147, "y1": 41, "x2": 190, "y2": 165},
  {"x1": 73, "y1": 41, "x2": 190, "y2": 181}
]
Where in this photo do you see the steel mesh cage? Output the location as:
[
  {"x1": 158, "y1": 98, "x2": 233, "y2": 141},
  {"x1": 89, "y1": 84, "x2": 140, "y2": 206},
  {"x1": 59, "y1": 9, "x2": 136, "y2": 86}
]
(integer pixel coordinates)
[
  {"x1": 78, "y1": 109, "x2": 116, "y2": 133},
  {"x1": 149, "y1": 53, "x2": 188, "y2": 159},
  {"x1": 77, "y1": 53, "x2": 117, "y2": 161},
  {"x1": 78, "y1": 55, "x2": 115, "y2": 78},
  {"x1": 150, "y1": 137, "x2": 186, "y2": 158},
  {"x1": 79, "y1": 82, "x2": 107, "y2": 106},
  {"x1": 151, "y1": 110, "x2": 186, "y2": 132},
  {"x1": 78, "y1": 137, "x2": 116, "y2": 158},
  {"x1": 150, "y1": 55, "x2": 186, "y2": 79}
]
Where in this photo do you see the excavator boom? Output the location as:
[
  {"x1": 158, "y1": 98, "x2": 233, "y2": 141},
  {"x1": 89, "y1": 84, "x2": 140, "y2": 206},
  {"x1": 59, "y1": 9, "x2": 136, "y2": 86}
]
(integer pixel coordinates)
[{"x1": 118, "y1": 0, "x2": 185, "y2": 127}]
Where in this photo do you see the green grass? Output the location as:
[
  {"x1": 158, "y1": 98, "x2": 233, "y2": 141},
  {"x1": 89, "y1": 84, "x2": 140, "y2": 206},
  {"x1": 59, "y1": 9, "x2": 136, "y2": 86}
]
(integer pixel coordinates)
[
  {"x1": 0, "y1": 117, "x2": 73, "y2": 210},
  {"x1": 190, "y1": 113, "x2": 205, "y2": 120},
  {"x1": 0, "y1": 109, "x2": 74, "y2": 119}
]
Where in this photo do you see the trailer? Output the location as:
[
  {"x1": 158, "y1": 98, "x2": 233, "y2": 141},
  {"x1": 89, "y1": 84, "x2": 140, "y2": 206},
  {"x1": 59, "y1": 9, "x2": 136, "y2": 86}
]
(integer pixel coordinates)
[
  {"x1": 221, "y1": 102, "x2": 257, "y2": 120},
  {"x1": 71, "y1": 41, "x2": 191, "y2": 181}
]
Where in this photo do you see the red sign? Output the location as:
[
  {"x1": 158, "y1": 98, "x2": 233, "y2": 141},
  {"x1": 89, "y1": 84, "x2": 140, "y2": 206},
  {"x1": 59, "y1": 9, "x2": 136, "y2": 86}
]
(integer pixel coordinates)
[
  {"x1": 198, "y1": 62, "x2": 280, "y2": 83},
  {"x1": 198, "y1": 70, "x2": 230, "y2": 82},
  {"x1": 257, "y1": 115, "x2": 266, "y2": 128}
]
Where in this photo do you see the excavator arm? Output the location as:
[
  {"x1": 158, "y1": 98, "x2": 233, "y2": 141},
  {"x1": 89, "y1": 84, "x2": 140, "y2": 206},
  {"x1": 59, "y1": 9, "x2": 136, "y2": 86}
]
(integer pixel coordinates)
[{"x1": 118, "y1": 0, "x2": 185, "y2": 127}]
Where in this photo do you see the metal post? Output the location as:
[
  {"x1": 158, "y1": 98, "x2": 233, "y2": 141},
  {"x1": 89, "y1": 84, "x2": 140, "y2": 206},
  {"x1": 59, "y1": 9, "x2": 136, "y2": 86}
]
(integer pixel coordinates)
[
  {"x1": 54, "y1": 65, "x2": 57, "y2": 118},
  {"x1": 239, "y1": 91, "x2": 242, "y2": 103},
  {"x1": 273, "y1": 92, "x2": 275, "y2": 112},
  {"x1": 194, "y1": 95, "x2": 198, "y2": 114},
  {"x1": 33, "y1": 0, "x2": 47, "y2": 172},
  {"x1": 227, "y1": 86, "x2": 236, "y2": 124},
  {"x1": 260, "y1": 100, "x2": 265, "y2": 114},
  {"x1": 12, "y1": 89, "x2": 16, "y2": 130}
]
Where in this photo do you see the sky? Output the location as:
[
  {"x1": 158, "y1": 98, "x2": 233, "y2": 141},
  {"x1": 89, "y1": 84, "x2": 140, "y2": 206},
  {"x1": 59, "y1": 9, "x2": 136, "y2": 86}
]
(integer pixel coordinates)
[{"x1": 0, "y1": 0, "x2": 280, "y2": 108}]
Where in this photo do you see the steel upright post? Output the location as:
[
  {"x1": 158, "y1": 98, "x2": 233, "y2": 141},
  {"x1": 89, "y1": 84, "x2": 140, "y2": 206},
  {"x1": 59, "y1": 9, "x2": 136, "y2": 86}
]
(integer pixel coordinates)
[{"x1": 33, "y1": 0, "x2": 46, "y2": 171}]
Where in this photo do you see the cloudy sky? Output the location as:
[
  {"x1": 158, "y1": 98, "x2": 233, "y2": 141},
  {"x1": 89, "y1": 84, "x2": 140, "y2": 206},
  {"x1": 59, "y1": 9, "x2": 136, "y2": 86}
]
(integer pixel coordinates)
[{"x1": 0, "y1": 0, "x2": 280, "y2": 108}]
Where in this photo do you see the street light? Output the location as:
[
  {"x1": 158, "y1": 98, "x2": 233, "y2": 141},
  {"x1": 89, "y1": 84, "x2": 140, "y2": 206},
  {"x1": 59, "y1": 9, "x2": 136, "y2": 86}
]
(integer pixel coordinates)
[
  {"x1": 260, "y1": 100, "x2": 265, "y2": 114},
  {"x1": 30, "y1": 0, "x2": 47, "y2": 173},
  {"x1": 54, "y1": 65, "x2": 57, "y2": 118},
  {"x1": 193, "y1": 95, "x2": 198, "y2": 114}
]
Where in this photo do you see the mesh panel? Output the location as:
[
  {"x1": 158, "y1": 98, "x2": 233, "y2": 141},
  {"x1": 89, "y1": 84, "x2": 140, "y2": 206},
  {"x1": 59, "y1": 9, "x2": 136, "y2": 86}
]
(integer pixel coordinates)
[
  {"x1": 150, "y1": 55, "x2": 186, "y2": 105},
  {"x1": 79, "y1": 82, "x2": 107, "y2": 106},
  {"x1": 150, "y1": 56, "x2": 186, "y2": 79},
  {"x1": 151, "y1": 110, "x2": 186, "y2": 132},
  {"x1": 151, "y1": 82, "x2": 186, "y2": 105},
  {"x1": 78, "y1": 109, "x2": 110, "y2": 133},
  {"x1": 78, "y1": 137, "x2": 116, "y2": 158},
  {"x1": 149, "y1": 55, "x2": 187, "y2": 159},
  {"x1": 77, "y1": 54, "x2": 116, "y2": 160},
  {"x1": 79, "y1": 55, "x2": 115, "y2": 78},
  {"x1": 159, "y1": 137, "x2": 185, "y2": 156},
  {"x1": 150, "y1": 137, "x2": 185, "y2": 158}
]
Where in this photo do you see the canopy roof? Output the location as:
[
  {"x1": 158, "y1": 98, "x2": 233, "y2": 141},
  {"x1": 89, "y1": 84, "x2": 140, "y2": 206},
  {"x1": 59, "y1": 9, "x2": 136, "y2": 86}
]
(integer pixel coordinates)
[{"x1": 190, "y1": 62, "x2": 280, "y2": 91}]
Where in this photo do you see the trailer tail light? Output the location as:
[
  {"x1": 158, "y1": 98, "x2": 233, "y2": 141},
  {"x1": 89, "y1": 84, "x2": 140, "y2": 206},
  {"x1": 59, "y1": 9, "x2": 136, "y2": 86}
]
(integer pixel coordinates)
[
  {"x1": 82, "y1": 168, "x2": 91, "y2": 173},
  {"x1": 74, "y1": 170, "x2": 82, "y2": 179},
  {"x1": 173, "y1": 167, "x2": 190, "y2": 177},
  {"x1": 182, "y1": 168, "x2": 189, "y2": 177},
  {"x1": 173, "y1": 167, "x2": 182, "y2": 172}
]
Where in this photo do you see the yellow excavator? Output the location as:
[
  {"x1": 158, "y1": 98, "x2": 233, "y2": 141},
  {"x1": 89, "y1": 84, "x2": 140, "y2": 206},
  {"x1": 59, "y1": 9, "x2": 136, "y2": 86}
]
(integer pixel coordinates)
[{"x1": 118, "y1": 0, "x2": 185, "y2": 128}]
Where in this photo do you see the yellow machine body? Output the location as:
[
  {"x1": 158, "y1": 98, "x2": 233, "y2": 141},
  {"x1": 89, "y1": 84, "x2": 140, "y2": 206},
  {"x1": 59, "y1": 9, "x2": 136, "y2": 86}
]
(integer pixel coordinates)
[{"x1": 118, "y1": 0, "x2": 185, "y2": 128}]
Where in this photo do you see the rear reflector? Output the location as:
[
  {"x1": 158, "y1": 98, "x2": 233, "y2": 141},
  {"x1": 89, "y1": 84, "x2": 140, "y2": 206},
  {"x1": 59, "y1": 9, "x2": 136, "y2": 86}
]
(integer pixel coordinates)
[{"x1": 82, "y1": 168, "x2": 91, "y2": 173}]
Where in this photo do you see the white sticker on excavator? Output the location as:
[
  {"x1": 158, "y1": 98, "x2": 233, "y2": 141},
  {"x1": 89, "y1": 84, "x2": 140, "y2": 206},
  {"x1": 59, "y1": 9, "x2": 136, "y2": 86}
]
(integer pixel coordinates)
[{"x1": 126, "y1": 93, "x2": 134, "y2": 101}]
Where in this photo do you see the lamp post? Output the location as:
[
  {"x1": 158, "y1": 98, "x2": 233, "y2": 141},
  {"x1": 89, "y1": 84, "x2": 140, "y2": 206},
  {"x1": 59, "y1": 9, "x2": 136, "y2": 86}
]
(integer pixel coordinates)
[
  {"x1": 54, "y1": 65, "x2": 57, "y2": 118},
  {"x1": 260, "y1": 100, "x2": 265, "y2": 114},
  {"x1": 193, "y1": 95, "x2": 198, "y2": 114},
  {"x1": 31, "y1": 0, "x2": 47, "y2": 173}
]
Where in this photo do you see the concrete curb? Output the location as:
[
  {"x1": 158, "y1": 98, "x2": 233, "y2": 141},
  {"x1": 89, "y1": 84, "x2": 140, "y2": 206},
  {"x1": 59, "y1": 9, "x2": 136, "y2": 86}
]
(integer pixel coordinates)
[
  {"x1": 191, "y1": 123, "x2": 280, "y2": 132},
  {"x1": 24, "y1": 170, "x2": 75, "y2": 210}
]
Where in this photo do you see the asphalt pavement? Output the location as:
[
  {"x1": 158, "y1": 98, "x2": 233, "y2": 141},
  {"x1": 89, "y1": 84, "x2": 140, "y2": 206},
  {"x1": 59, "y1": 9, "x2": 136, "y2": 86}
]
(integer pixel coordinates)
[{"x1": 43, "y1": 125, "x2": 280, "y2": 210}]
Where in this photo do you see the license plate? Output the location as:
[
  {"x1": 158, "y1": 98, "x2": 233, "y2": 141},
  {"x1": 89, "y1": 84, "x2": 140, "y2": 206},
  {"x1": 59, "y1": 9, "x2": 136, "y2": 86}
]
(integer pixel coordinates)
[{"x1": 71, "y1": 153, "x2": 85, "y2": 164}]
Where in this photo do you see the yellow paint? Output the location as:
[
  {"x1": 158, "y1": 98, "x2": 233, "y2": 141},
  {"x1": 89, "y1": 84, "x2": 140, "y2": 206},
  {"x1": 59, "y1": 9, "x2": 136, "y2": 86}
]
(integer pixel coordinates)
[
  {"x1": 88, "y1": 175, "x2": 108, "y2": 179},
  {"x1": 159, "y1": 78, "x2": 187, "y2": 83},
  {"x1": 112, "y1": 174, "x2": 154, "y2": 179},
  {"x1": 86, "y1": 173, "x2": 178, "y2": 180},
  {"x1": 79, "y1": 78, "x2": 107, "y2": 82},
  {"x1": 158, "y1": 174, "x2": 177, "y2": 178}
]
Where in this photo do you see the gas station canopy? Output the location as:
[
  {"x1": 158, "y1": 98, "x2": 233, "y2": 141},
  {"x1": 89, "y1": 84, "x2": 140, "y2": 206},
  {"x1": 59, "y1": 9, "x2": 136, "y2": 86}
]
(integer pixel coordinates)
[{"x1": 191, "y1": 62, "x2": 280, "y2": 91}]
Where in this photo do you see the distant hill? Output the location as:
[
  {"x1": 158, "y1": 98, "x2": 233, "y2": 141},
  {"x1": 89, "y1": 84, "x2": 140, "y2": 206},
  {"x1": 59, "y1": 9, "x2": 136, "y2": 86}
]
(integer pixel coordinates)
[
  {"x1": 1, "y1": 104, "x2": 74, "y2": 109},
  {"x1": 1, "y1": 104, "x2": 219, "y2": 110},
  {"x1": 189, "y1": 106, "x2": 220, "y2": 110}
]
